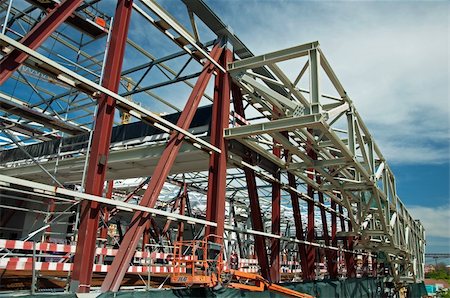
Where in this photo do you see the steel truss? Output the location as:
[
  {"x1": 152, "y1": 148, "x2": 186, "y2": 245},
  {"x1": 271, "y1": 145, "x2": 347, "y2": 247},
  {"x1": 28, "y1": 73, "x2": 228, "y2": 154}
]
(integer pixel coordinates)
[{"x1": 0, "y1": 0, "x2": 424, "y2": 294}]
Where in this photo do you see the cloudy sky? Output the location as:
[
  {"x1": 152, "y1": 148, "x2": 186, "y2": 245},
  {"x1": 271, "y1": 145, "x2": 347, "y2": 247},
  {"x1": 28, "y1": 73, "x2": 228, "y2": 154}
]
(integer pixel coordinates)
[{"x1": 202, "y1": 0, "x2": 449, "y2": 256}]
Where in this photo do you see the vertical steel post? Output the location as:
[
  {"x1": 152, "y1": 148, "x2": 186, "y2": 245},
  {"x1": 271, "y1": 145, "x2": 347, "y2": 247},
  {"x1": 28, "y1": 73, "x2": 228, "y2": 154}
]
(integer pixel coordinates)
[
  {"x1": 71, "y1": 0, "x2": 133, "y2": 293},
  {"x1": 31, "y1": 241, "x2": 36, "y2": 295},
  {"x1": 99, "y1": 181, "x2": 113, "y2": 265},
  {"x1": 0, "y1": 0, "x2": 84, "y2": 84},
  {"x1": 205, "y1": 49, "x2": 231, "y2": 241},
  {"x1": 177, "y1": 185, "x2": 187, "y2": 242},
  {"x1": 306, "y1": 135, "x2": 316, "y2": 280},
  {"x1": 101, "y1": 43, "x2": 224, "y2": 292},
  {"x1": 330, "y1": 200, "x2": 338, "y2": 278},
  {"x1": 372, "y1": 255, "x2": 377, "y2": 277},
  {"x1": 270, "y1": 142, "x2": 281, "y2": 282},
  {"x1": 1, "y1": 0, "x2": 14, "y2": 35},
  {"x1": 287, "y1": 171, "x2": 309, "y2": 279},
  {"x1": 316, "y1": 176, "x2": 333, "y2": 277},
  {"x1": 230, "y1": 199, "x2": 244, "y2": 257},
  {"x1": 142, "y1": 222, "x2": 151, "y2": 248},
  {"x1": 231, "y1": 83, "x2": 271, "y2": 281},
  {"x1": 99, "y1": 181, "x2": 114, "y2": 240},
  {"x1": 345, "y1": 223, "x2": 356, "y2": 278}
]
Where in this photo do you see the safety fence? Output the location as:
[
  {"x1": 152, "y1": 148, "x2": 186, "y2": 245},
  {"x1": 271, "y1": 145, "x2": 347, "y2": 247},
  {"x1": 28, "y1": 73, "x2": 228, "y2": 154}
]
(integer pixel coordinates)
[{"x1": 0, "y1": 239, "x2": 306, "y2": 274}]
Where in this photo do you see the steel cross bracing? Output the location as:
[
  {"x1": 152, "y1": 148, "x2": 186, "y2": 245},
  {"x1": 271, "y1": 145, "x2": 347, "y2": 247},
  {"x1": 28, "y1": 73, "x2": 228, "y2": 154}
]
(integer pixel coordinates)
[
  {"x1": 0, "y1": 0, "x2": 424, "y2": 293},
  {"x1": 225, "y1": 42, "x2": 425, "y2": 283}
]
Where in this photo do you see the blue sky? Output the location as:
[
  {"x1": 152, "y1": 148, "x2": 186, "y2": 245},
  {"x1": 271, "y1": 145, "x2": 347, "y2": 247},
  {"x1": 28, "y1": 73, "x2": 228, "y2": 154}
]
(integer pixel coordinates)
[{"x1": 202, "y1": 0, "x2": 450, "y2": 258}]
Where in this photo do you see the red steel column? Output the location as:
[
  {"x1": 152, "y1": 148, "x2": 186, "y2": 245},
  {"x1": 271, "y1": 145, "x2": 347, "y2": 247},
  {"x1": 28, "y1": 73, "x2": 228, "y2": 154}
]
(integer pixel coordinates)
[
  {"x1": 142, "y1": 222, "x2": 151, "y2": 248},
  {"x1": 0, "y1": 0, "x2": 84, "y2": 84},
  {"x1": 71, "y1": 0, "x2": 133, "y2": 293},
  {"x1": 99, "y1": 181, "x2": 114, "y2": 240},
  {"x1": 330, "y1": 200, "x2": 338, "y2": 278},
  {"x1": 372, "y1": 255, "x2": 377, "y2": 277},
  {"x1": 231, "y1": 83, "x2": 271, "y2": 281},
  {"x1": 306, "y1": 134, "x2": 316, "y2": 280},
  {"x1": 287, "y1": 172, "x2": 309, "y2": 279},
  {"x1": 345, "y1": 221, "x2": 356, "y2": 278},
  {"x1": 270, "y1": 143, "x2": 281, "y2": 282},
  {"x1": 316, "y1": 176, "x2": 333, "y2": 277},
  {"x1": 338, "y1": 203, "x2": 346, "y2": 276},
  {"x1": 177, "y1": 186, "x2": 187, "y2": 242},
  {"x1": 245, "y1": 167, "x2": 271, "y2": 280},
  {"x1": 162, "y1": 197, "x2": 181, "y2": 235},
  {"x1": 101, "y1": 43, "x2": 224, "y2": 292},
  {"x1": 205, "y1": 49, "x2": 231, "y2": 241}
]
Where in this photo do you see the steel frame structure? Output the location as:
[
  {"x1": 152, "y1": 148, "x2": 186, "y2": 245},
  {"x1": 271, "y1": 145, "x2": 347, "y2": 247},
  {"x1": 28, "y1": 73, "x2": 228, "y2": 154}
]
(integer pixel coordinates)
[{"x1": 0, "y1": 0, "x2": 424, "y2": 294}]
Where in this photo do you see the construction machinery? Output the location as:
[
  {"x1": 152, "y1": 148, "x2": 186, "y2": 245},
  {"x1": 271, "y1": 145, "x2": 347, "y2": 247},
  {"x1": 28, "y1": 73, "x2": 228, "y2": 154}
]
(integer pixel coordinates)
[
  {"x1": 170, "y1": 234, "x2": 224, "y2": 287},
  {"x1": 170, "y1": 235, "x2": 313, "y2": 297}
]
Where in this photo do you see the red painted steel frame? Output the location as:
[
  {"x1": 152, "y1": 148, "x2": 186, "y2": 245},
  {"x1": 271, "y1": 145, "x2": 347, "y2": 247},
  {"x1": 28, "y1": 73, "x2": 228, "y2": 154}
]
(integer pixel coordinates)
[
  {"x1": 270, "y1": 143, "x2": 281, "y2": 282},
  {"x1": 305, "y1": 134, "x2": 316, "y2": 280},
  {"x1": 205, "y1": 49, "x2": 231, "y2": 240},
  {"x1": 346, "y1": 222, "x2": 356, "y2": 278},
  {"x1": 287, "y1": 171, "x2": 309, "y2": 278},
  {"x1": 99, "y1": 181, "x2": 114, "y2": 240},
  {"x1": 339, "y1": 204, "x2": 355, "y2": 277},
  {"x1": 178, "y1": 186, "x2": 187, "y2": 242},
  {"x1": 142, "y1": 222, "x2": 151, "y2": 247},
  {"x1": 161, "y1": 196, "x2": 181, "y2": 235},
  {"x1": 0, "y1": 0, "x2": 85, "y2": 84},
  {"x1": 71, "y1": 0, "x2": 133, "y2": 293},
  {"x1": 231, "y1": 83, "x2": 271, "y2": 281},
  {"x1": 316, "y1": 176, "x2": 333, "y2": 277},
  {"x1": 330, "y1": 200, "x2": 338, "y2": 278},
  {"x1": 100, "y1": 43, "x2": 224, "y2": 292}
]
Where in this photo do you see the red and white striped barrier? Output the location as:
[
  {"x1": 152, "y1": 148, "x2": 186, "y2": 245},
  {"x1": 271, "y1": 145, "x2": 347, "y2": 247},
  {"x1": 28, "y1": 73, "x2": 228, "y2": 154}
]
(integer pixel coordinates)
[
  {"x1": 0, "y1": 259, "x2": 181, "y2": 273},
  {"x1": 0, "y1": 239, "x2": 302, "y2": 275},
  {"x1": 0, "y1": 239, "x2": 171, "y2": 259},
  {"x1": 233, "y1": 111, "x2": 250, "y2": 126}
]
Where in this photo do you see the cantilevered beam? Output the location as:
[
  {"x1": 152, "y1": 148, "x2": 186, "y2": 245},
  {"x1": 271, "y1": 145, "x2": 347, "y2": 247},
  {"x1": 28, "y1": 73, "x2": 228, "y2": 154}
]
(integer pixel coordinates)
[
  {"x1": 224, "y1": 114, "x2": 321, "y2": 139},
  {"x1": 228, "y1": 41, "x2": 319, "y2": 73}
]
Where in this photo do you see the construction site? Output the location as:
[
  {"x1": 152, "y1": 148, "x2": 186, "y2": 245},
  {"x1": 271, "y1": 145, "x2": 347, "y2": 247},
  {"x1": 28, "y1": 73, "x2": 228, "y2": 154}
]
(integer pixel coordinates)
[{"x1": 0, "y1": 0, "x2": 428, "y2": 297}]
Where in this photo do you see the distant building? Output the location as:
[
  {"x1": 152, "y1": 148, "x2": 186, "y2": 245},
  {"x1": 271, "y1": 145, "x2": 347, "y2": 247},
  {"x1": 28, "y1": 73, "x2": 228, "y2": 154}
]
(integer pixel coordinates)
[{"x1": 425, "y1": 265, "x2": 435, "y2": 273}]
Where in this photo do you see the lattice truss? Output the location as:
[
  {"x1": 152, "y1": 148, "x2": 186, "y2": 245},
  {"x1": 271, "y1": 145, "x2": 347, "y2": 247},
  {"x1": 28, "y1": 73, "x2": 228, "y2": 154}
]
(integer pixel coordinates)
[{"x1": 0, "y1": 0, "x2": 424, "y2": 288}]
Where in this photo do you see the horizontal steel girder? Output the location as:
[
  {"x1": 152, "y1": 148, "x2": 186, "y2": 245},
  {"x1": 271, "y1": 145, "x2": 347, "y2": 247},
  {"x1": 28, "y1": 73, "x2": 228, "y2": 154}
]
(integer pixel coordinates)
[
  {"x1": 224, "y1": 114, "x2": 322, "y2": 139},
  {"x1": 0, "y1": 92, "x2": 87, "y2": 135},
  {"x1": 227, "y1": 41, "x2": 319, "y2": 73}
]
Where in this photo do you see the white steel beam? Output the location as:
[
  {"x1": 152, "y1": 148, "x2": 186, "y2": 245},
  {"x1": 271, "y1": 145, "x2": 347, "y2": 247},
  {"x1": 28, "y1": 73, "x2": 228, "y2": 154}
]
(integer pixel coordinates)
[
  {"x1": 224, "y1": 114, "x2": 321, "y2": 139},
  {"x1": 0, "y1": 33, "x2": 220, "y2": 154},
  {"x1": 228, "y1": 41, "x2": 319, "y2": 73},
  {"x1": 0, "y1": 174, "x2": 216, "y2": 227},
  {"x1": 138, "y1": 0, "x2": 226, "y2": 73}
]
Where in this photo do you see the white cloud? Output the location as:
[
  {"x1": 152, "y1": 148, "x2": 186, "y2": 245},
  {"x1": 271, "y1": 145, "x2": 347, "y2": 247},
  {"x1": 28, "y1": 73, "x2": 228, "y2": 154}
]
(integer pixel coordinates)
[
  {"x1": 408, "y1": 205, "x2": 450, "y2": 238},
  {"x1": 208, "y1": 0, "x2": 449, "y2": 165}
]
